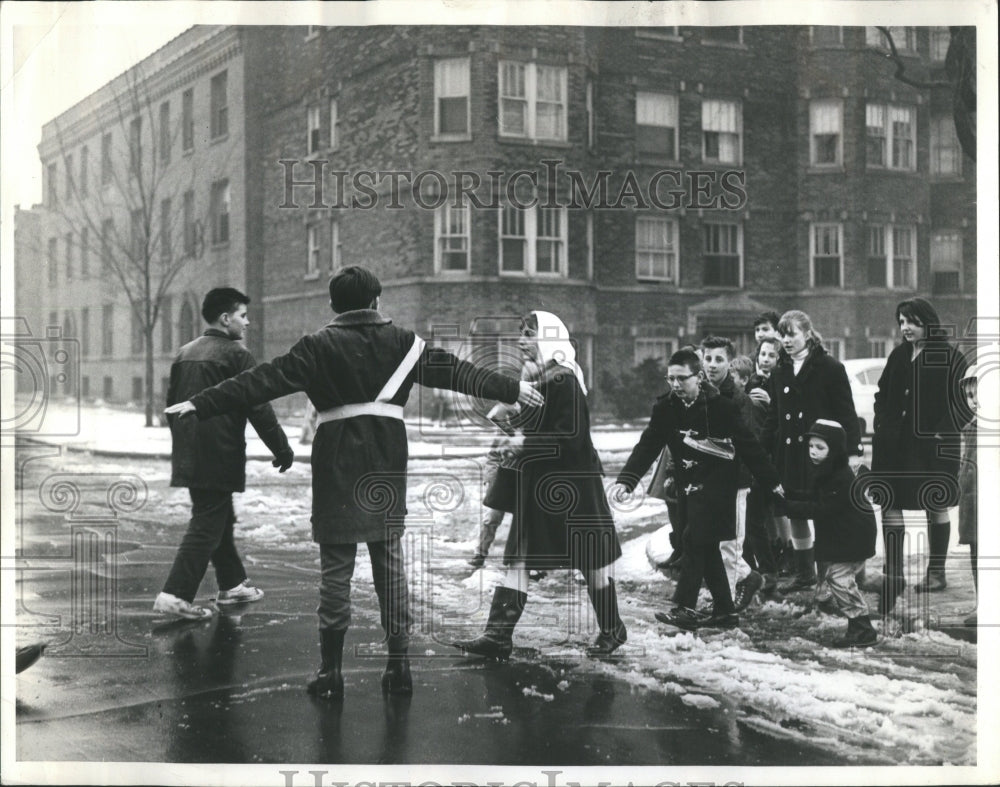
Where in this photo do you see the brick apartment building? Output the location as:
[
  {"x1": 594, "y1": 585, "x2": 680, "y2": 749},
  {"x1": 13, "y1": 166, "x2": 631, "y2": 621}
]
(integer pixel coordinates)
[{"x1": 19, "y1": 25, "x2": 976, "y2": 413}]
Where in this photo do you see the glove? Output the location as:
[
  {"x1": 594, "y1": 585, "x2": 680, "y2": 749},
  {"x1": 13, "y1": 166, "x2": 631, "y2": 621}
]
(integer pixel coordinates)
[{"x1": 272, "y1": 450, "x2": 294, "y2": 473}]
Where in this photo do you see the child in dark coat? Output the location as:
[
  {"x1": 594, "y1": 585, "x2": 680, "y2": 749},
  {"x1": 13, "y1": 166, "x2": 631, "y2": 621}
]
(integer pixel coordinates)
[{"x1": 775, "y1": 419, "x2": 878, "y2": 647}]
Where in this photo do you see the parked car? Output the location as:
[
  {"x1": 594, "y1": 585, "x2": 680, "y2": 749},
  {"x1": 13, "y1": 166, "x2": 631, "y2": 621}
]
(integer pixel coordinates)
[{"x1": 842, "y1": 357, "x2": 889, "y2": 436}]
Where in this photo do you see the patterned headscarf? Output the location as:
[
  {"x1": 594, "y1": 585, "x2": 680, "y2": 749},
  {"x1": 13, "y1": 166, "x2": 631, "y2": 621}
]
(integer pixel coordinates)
[{"x1": 529, "y1": 310, "x2": 588, "y2": 396}]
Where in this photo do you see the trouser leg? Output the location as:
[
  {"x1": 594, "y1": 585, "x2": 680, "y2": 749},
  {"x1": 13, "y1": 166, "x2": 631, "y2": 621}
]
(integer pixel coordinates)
[
  {"x1": 704, "y1": 543, "x2": 736, "y2": 615},
  {"x1": 719, "y1": 488, "x2": 751, "y2": 597},
  {"x1": 672, "y1": 540, "x2": 707, "y2": 610},
  {"x1": 746, "y1": 488, "x2": 777, "y2": 574},
  {"x1": 478, "y1": 508, "x2": 505, "y2": 557},
  {"x1": 368, "y1": 535, "x2": 411, "y2": 644},
  {"x1": 209, "y1": 496, "x2": 246, "y2": 591},
  {"x1": 318, "y1": 542, "x2": 358, "y2": 631},
  {"x1": 825, "y1": 561, "x2": 869, "y2": 619},
  {"x1": 162, "y1": 489, "x2": 236, "y2": 602}
]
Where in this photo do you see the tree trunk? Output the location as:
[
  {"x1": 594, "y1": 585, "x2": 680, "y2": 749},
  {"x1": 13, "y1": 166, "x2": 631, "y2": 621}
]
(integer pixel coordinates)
[{"x1": 144, "y1": 327, "x2": 155, "y2": 427}]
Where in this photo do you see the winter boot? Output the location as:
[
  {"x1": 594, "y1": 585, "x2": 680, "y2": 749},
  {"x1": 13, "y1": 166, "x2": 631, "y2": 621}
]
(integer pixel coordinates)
[
  {"x1": 775, "y1": 539, "x2": 795, "y2": 578},
  {"x1": 761, "y1": 572, "x2": 779, "y2": 597},
  {"x1": 307, "y1": 627, "x2": 346, "y2": 699},
  {"x1": 879, "y1": 524, "x2": 907, "y2": 614},
  {"x1": 778, "y1": 548, "x2": 818, "y2": 593},
  {"x1": 452, "y1": 586, "x2": 527, "y2": 661},
  {"x1": 914, "y1": 521, "x2": 951, "y2": 593},
  {"x1": 585, "y1": 578, "x2": 627, "y2": 657},
  {"x1": 381, "y1": 635, "x2": 412, "y2": 695},
  {"x1": 833, "y1": 615, "x2": 878, "y2": 648}
]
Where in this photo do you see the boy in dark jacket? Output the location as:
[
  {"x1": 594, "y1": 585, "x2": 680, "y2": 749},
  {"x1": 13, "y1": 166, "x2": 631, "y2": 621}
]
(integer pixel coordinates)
[{"x1": 775, "y1": 419, "x2": 878, "y2": 647}]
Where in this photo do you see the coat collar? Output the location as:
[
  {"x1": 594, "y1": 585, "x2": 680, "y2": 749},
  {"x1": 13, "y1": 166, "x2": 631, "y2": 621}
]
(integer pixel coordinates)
[
  {"x1": 328, "y1": 309, "x2": 392, "y2": 327},
  {"x1": 204, "y1": 328, "x2": 233, "y2": 340}
]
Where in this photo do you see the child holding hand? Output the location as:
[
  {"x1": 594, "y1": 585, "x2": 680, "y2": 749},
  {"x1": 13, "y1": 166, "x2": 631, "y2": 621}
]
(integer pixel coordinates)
[{"x1": 774, "y1": 419, "x2": 878, "y2": 647}]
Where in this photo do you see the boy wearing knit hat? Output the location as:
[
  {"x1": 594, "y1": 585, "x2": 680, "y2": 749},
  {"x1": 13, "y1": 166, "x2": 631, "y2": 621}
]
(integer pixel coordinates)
[{"x1": 775, "y1": 419, "x2": 878, "y2": 647}]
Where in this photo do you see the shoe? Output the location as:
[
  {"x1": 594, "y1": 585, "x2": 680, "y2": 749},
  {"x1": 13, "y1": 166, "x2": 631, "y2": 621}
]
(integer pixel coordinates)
[
  {"x1": 217, "y1": 579, "x2": 264, "y2": 605},
  {"x1": 699, "y1": 611, "x2": 740, "y2": 630},
  {"x1": 467, "y1": 553, "x2": 486, "y2": 570},
  {"x1": 778, "y1": 548, "x2": 817, "y2": 593},
  {"x1": 453, "y1": 586, "x2": 527, "y2": 661},
  {"x1": 761, "y1": 572, "x2": 779, "y2": 596},
  {"x1": 307, "y1": 628, "x2": 346, "y2": 699},
  {"x1": 381, "y1": 635, "x2": 413, "y2": 695},
  {"x1": 16, "y1": 642, "x2": 47, "y2": 673},
  {"x1": 654, "y1": 606, "x2": 705, "y2": 631},
  {"x1": 586, "y1": 578, "x2": 627, "y2": 657},
  {"x1": 153, "y1": 591, "x2": 214, "y2": 620},
  {"x1": 832, "y1": 615, "x2": 878, "y2": 648},
  {"x1": 734, "y1": 570, "x2": 764, "y2": 611},
  {"x1": 913, "y1": 570, "x2": 947, "y2": 593}
]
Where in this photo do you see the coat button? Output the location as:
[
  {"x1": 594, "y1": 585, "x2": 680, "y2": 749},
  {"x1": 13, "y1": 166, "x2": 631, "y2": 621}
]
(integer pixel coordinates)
[
  {"x1": 785, "y1": 414, "x2": 791, "y2": 420},
  {"x1": 798, "y1": 412, "x2": 804, "y2": 419},
  {"x1": 902, "y1": 410, "x2": 907, "y2": 416},
  {"x1": 798, "y1": 436, "x2": 804, "y2": 442},
  {"x1": 905, "y1": 388, "x2": 910, "y2": 395},
  {"x1": 786, "y1": 437, "x2": 792, "y2": 444},
  {"x1": 784, "y1": 386, "x2": 790, "y2": 393}
]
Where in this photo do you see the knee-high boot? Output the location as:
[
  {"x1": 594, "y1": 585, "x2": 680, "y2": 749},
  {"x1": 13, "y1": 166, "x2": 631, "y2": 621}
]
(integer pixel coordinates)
[
  {"x1": 915, "y1": 521, "x2": 951, "y2": 592},
  {"x1": 878, "y1": 524, "x2": 907, "y2": 614},
  {"x1": 307, "y1": 627, "x2": 346, "y2": 699},
  {"x1": 381, "y1": 634, "x2": 412, "y2": 695},
  {"x1": 586, "y1": 578, "x2": 627, "y2": 657},
  {"x1": 452, "y1": 586, "x2": 526, "y2": 661}
]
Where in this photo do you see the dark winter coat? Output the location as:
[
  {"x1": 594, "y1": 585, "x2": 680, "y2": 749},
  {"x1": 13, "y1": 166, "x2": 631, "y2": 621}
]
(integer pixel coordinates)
[
  {"x1": 617, "y1": 385, "x2": 780, "y2": 545},
  {"x1": 777, "y1": 421, "x2": 876, "y2": 564},
  {"x1": 871, "y1": 340, "x2": 968, "y2": 510},
  {"x1": 760, "y1": 345, "x2": 861, "y2": 492},
  {"x1": 958, "y1": 418, "x2": 977, "y2": 545},
  {"x1": 188, "y1": 310, "x2": 520, "y2": 544},
  {"x1": 167, "y1": 329, "x2": 292, "y2": 493},
  {"x1": 504, "y1": 363, "x2": 622, "y2": 572}
]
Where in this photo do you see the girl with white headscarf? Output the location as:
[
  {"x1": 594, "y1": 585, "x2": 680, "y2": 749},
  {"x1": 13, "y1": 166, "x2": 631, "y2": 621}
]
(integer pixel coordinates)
[{"x1": 454, "y1": 311, "x2": 626, "y2": 660}]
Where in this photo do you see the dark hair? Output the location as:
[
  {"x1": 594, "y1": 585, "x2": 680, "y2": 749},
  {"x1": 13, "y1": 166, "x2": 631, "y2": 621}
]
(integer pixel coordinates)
[
  {"x1": 895, "y1": 297, "x2": 946, "y2": 342},
  {"x1": 700, "y1": 335, "x2": 735, "y2": 360},
  {"x1": 730, "y1": 355, "x2": 754, "y2": 380},
  {"x1": 668, "y1": 347, "x2": 702, "y2": 374},
  {"x1": 753, "y1": 311, "x2": 781, "y2": 332},
  {"x1": 329, "y1": 266, "x2": 382, "y2": 313},
  {"x1": 778, "y1": 310, "x2": 824, "y2": 350},
  {"x1": 201, "y1": 287, "x2": 249, "y2": 324}
]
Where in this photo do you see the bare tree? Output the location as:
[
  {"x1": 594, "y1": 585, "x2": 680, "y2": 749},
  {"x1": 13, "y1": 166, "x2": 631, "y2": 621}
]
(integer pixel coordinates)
[
  {"x1": 871, "y1": 26, "x2": 976, "y2": 161},
  {"x1": 50, "y1": 64, "x2": 236, "y2": 426}
]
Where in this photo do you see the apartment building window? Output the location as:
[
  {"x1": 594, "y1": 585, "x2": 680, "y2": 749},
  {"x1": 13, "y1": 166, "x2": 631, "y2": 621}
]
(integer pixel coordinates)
[
  {"x1": 498, "y1": 204, "x2": 567, "y2": 276},
  {"x1": 931, "y1": 114, "x2": 962, "y2": 176},
  {"x1": 702, "y1": 222, "x2": 742, "y2": 287},
  {"x1": 80, "y1": 145, "x2": 89, "y2": 196},
  {"x1": 703, "y1": 27, "x2": 742, "y2": 45},
  {"x1": 182, "y1": 88, "x2": 194, "y2": 151},
  {"x1": 586, "y1": 80, "x2": 595, "y2": 149},
  {"x1": 160, "y1": 198, "x2": 172, "y2": 263},
  {"x1": 636, "y1": 92, "x2": 678, "y2": 159},
  {"x1": 132, "y1": 377, "x2": 143, "y2": 403},
  {"x1": 810, "y1": 26, "x2": 843, "y2": 46},
  {"x1": 101, "y1": 218, "x2": 114, "y2": 273},
  {"x1": 930, "y1": 231, "x2": 962, "y2": 293},
  {"x1": 101, "y1": 132, "x2": 112, "y2": 184},
  {"x1": 80, "y1": 226, "x2": 89, "y2": 277},
  {"x1": 329, "y1": 218, "x2": 341, "y2": 271},
  {"x1": 810, "y1": 100, "x2": 842, "y2": 166},
  {"x1": 81, "y1": 307, "x2": 90, "y2": 357},
  {"x1": 634, "y1": 337, "x2": 674, "y2": 367},
  {"x1": 210, "y1": 71, "x2": 228, "y2": 139},
  {"x1": 498, "y1": 61, "x2": 567, "y2": 142},
  {"x1": 810, "y1": 223, "x2": 842, "y2": 287},
  {"x1": 306, "y1": 223, "x2": 320, "y2": 277},
  {"x1": 635, "y1": 216, "x2": 678, "y2": 282},
  {"x1": 47, "y1": 237, "x2": 57, "y2": 285},
  {"x1": 867, "y1": 26, "x2": 916, "y2": 52},
  {"x1": 434, "y1": 58, "x2": 470, "y2": 137},
  {"x1": 435, "y1": 202, "x2": 470, "y2": 272},
  {"x1": 129, "y1": 117, "x2": 142, "y2": 174},
  {"x1": 867, "y1": 224, "x2": 916, "y2": 289},
  {"x1": 132, "y1": 310, "x2": 144, "y2": 356},
  {"x1": 825, "y1": 338, "x2": 844, "y2": 360},
  {"x1": 65, "y1": 153, "x2": 74, "y2": 199},
  {"x1": 866, "y1": 103, "x2": 915, "y2": 170},
  {"x1": 868, "y1": 338, "x2": 889, "y2": 358},
  {"x1": 48, "y1": 163, "x2": 57, "y2": 206},
  {"x1": 930, "y1": 27, "x2": 951, "y2": 61},
  {"x1": 102, "y1": 304, "x2": 114, "y2": 357},
  {"x1": 329, "y1": 98, "x2": 339, "y2": 150},
  {"x1": 210, "y1": 179, "x2": 230, "y2": 244},
  {"x1": 103, "y1": 377, "x2": 114, "y2": 400},
  {"x1": 702, "y1": 99, "x2": 742, "y2": 164},
  {"x1": 307, "y1": 105, "x2": 321, "y2": 154},
  {"x1": 183, "y1": 190, "x2": 195, "y2": 255},
  {"x1": 161, "y1": 296, "x2": 173, "y2": 353},
  {"x1": 65, "y1": 232, "x2": 73, "y2": 280},
  {"x1": 159, "y1": 101, "x2": 171, "y2": 164}
]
